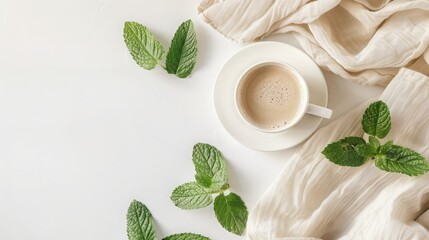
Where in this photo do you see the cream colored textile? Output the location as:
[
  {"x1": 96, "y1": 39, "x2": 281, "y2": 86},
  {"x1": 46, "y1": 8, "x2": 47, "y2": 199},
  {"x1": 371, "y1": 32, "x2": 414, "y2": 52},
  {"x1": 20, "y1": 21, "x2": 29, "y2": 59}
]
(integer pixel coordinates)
[
  {"x1": 246, "y1": 68, "x2": 429, "y2": 240},
  {"x1": 198, "y1": 0, "x2": 429, "y2": 86}
]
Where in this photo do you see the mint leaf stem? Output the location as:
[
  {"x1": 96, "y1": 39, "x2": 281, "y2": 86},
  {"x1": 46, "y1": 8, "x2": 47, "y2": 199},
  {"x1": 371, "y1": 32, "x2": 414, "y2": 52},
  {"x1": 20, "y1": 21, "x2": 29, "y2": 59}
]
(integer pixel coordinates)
[{"x1": 210, "y1": 183, "x2": 230, "y2": 194}]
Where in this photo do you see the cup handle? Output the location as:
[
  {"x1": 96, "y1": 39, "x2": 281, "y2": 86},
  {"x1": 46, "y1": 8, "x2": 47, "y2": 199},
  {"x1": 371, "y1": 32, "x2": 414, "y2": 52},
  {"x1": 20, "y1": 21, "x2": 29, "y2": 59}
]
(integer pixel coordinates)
[{"x1": 306, "y1": 103, "x2": 332, "y2": 119}]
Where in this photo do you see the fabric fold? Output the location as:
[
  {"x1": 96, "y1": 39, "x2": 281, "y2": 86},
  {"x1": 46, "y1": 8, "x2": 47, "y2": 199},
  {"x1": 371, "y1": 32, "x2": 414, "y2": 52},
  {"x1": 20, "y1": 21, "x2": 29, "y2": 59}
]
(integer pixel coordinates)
[
  {"x1": 198, "y1": 0, "x2": 429, "y2": 86},
  {"x1": 246, "y1": 68, "x2": 429, "y2": 239}
]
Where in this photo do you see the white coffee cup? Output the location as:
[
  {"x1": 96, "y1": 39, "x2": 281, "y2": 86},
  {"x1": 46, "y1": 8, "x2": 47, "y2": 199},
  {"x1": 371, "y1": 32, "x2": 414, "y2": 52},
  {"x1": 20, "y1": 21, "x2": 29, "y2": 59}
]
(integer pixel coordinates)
[{"x1": 235, "y1": 61, "x2": 332, "y2": 133}]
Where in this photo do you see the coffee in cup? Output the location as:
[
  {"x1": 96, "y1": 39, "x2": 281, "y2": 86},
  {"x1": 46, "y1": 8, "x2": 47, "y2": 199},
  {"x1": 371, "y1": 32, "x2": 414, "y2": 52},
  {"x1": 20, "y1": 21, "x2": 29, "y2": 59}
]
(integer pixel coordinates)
[{"x1": 235, "y1": 61, "x2": 332, "y2": 133}]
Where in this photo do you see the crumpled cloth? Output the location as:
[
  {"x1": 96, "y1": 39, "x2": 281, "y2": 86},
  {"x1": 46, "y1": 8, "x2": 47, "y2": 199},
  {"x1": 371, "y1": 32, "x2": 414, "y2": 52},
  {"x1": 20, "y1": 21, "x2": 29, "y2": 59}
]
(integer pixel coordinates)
[
  {"x1": 245, "y1": 68, "x2": 429, "y2": 240},
  {"x1": 198, "y1": 0, "x2": 429, "y2": 86}
]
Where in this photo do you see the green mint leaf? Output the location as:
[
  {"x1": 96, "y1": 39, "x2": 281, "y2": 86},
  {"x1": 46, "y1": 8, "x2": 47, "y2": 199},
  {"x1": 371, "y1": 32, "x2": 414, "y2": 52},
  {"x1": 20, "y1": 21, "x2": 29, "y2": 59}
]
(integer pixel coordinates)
[
  {"x1": 213, "y1": 192, "x2": 248, "y2": 236},
  {"x1": 375, "y1": 145, "x2": 429, "y2": 176},
  {"x1": 124, "y1": 22, "x2": 164, "y2": 70},
  {"x1": 368, "y1": 136, "x2": 380, "y2": 150},
  {"x1": 379, "y1": 140, "x2": 393, "y2": 154},
  {"x1": 322, "y1": 137, "x2": 367, "y2": 167},
  {"x1": 127, "y1": 200, "x2": 156, "y2": 240},
  {"x1": 166, "y1": 19, "x2": 197, "y2": 78},
  {"x1": 362, "y1": 101, "x2": 391, "y2": 139},
  {"x1": 192, "y1": 143, "x2": 228, "y2": 191},
  {"x1": 355, "y1": 144, "x2": 376, "y2": 158},
  {"x1": 171, "y1": 182, "x2": 213, "y2": 210},
  {"x1": 162, "y1": 233, "x2": 210, "y2": 240}
]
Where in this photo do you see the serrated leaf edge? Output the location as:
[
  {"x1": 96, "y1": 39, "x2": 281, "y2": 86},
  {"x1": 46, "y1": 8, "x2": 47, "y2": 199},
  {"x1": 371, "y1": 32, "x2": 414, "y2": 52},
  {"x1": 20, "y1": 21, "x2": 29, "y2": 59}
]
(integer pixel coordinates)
[
  {"x1": 321, "y1": 137, "x2": 367, "y2": 167},
  {"x1": 374, "y1": 145, "x2": 429, "y2": 176},
  {"x1": 162, "y1": 232, "x2": 210, "y2": 240},
  {"x1": 123, "y1": 21, "x2": 164, "y2": 70},
  {"x1": 362, "y1": 101, "x2": 391, "y2": 139},
  {"x1": 170, "y1": 182, "x2": 213, "y2": 210},
  {"x1": 192, "y1": 143, "x2": 228, "y2": 191},
  {"x1": 127, "y1": 200, "x2": 156, "y2": 240},
  {"x1": 213, "y1": 192, "x2": 248, "y2": 236},
  {"x1": 165, "y1": 19, "x2": 197, "y2": 78}
]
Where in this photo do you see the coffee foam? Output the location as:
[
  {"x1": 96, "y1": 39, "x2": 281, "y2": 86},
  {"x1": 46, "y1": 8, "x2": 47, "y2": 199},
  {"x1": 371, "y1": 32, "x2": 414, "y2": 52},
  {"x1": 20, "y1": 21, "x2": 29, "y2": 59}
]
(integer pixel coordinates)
[
  {"x1": 253, "y1": 75, "x2": 295, "y2": 107},
  {"x1": 238, "y1": 64, "x2": 304, "y2": 130}
]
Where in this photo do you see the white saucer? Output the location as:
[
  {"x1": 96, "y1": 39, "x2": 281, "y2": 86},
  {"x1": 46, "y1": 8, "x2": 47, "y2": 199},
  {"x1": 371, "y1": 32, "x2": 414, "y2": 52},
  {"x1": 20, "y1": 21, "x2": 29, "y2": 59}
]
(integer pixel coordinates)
[{"x1": 213, "y1": 41, "x2": 328, "y2": 151}]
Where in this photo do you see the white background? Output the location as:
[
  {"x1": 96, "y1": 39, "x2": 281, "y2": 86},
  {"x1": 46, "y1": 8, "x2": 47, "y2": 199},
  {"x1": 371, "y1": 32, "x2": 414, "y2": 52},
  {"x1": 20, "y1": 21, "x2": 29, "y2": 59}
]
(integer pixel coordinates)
[{"x1": 0, "y1": 0, "x2": 383, "y2": 239}]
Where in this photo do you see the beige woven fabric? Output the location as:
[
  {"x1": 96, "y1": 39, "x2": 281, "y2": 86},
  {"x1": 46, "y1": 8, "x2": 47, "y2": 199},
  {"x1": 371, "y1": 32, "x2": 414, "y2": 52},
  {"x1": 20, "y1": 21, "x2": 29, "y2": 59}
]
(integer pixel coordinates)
[
  {"x1": 245, "y1": 68, "x2": 429, "y2": 240},
  {"x1": 198, "y1": 0, "x2": 429, "y2": 86}
]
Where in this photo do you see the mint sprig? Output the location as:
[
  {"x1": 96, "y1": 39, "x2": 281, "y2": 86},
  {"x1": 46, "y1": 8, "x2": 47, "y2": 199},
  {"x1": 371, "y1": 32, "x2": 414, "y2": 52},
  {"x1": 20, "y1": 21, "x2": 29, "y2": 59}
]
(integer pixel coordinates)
[
  {"x1": 171, "y1": 143, "x2": 249, "y2": 236},
  {"x1": 322, "y1": 100, "x2": 429, "y2": 176},
  {"x1": 123, "y1": 19, "x2": 197, "y2": 78},
  {"x1": 126, "y1": 200, "x2": 210, "y2": 240}
]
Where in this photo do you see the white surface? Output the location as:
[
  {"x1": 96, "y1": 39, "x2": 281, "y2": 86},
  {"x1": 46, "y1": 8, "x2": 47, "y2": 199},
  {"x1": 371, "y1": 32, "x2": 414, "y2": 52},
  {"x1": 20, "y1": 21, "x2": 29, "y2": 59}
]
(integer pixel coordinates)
[
  {"x1": 0, "y1": 1, "x2": 383, "y2": 240},
  {"x1": 214, "y1": 42, "x2": 328, "y2": 151}
]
